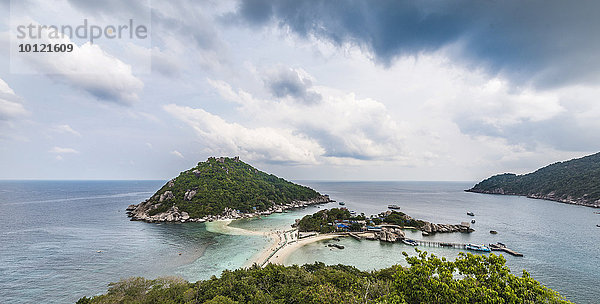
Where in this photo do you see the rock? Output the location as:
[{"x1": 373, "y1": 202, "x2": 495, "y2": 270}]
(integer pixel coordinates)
[
  {"x1": 181, "y1": 212, "x2": 190, "y2": 221},
  {"x1": 159, "y1": 191, "x2": 174, "y2": 202},
  {"x1": 184, "y1": 189, "x2": 197, "y2": 201},
  {"x1": 167, "y1": 179, "x2": 175, "y2": 187}
]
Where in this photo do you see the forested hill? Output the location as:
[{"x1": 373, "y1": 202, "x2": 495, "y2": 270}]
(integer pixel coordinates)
[
  {"x1": 128, "y1": 157, "x2": 326, "y2": 221},
  {"x1": 467, "y1": 152, "x2": 600, "y2": 208}
]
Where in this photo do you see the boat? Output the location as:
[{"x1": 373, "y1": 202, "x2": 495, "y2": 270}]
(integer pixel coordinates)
[
  {"x1": 350, "y1": 210, "x2": 357, "y2": 215},
  {"x1": 338, "y1": 202, "x2": 345, "y2": 206},
  {"x1": 327, "y1": 244, "x2": 345, "y2": 249},
  {"x1": 465, "y1": 243, "x2": 491, "y2": 252},
  {"x1": 471, "y1": 219, "x2": 476, "y2": 224},
  {"x1": 597, "y1": 224, "x2": 600, "y2": 227},
  {"x1": 402, "y1": 239, "x2": 419, "y2": 246},
  {"x1": 488, "y1": 243, "x2": 506, "y2": 251},
  {"x1": 440, "y1": 242, "x2": 453, "y2": 247},
  {"x1": 467, "y1": 212, "x2": 475, "y2": 216},
  {"x1": 388, "y1": 204, "x2": 401, "y2": 209},
  {"x1": 422, "y1": 231, "x2": 430, "y2": 236},
  {"x1": 489, "y1": 230, "x2": 498, "y2": 234}
]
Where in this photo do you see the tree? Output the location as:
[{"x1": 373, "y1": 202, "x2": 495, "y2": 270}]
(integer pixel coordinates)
[{"x1": 381, "y1": 249, "x2": 572, "y2": 304}]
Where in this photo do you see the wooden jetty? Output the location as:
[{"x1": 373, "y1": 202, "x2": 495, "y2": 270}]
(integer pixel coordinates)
[
  {"x1": 499, "y1": 247, "x2": 523, "y2": 257},
  {"x1": 400, "y1": 239, "x2": 523, "y2": 257},
  {"x1": 409, "y1": 239, "x2": 467, "y2": 249}
]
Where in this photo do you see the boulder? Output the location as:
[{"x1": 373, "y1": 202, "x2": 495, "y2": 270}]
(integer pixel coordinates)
[
  {"x1": 184, "y1": 189, "x2": 197, "y2": 201},
  {"x1": 159, "y1": 191, "x2": 174, "y2": 202}
]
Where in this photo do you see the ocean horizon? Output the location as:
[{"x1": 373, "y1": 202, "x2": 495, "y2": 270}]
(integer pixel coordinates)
[{"x1": 1, "y1": 180, "x2": 598, "y2": 304}]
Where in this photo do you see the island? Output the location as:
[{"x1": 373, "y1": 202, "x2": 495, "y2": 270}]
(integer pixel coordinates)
[
  {"x1": 126, "y1": 156, "x2": 331, "y2": 222},
  {"x1": 466, "y1": 152, "x2": 600, "y2": 208},
  {"x1": 296, "y1": 208, "x2": 473, "y2": 238}
]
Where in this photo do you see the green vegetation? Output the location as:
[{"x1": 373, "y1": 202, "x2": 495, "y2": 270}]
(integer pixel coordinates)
[
  {"x1": 145, "y1": 157, "x2": 321, "y2": 218},
  {"x1": 297, "y1": 209, "x2": 426, "y2": 233},
  {"x1": 376, "y1": 211, "x2": 426, "y2": 229},
  {"x1": 78, "y1": 250, "x2": 571, "y2": 304},
  {"x1": 297, "y1": 208, "x2": 365, "y2": 233},
  {"x1": 468, "y1": 152, "x2": 600, "y2": 206}
]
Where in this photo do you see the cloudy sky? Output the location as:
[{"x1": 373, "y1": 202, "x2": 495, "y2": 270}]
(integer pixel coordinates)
[{"x1": 1, "y1": 0, "x2": 599, "y2": 181}]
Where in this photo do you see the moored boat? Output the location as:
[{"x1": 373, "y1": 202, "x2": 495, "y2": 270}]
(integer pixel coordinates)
[
  {"x1": 488, "y1": 242, "x2": 506, "y2": 251},
  {"x1": 467, "y1": 212, "x2": 475, "y2": 216},
  {"x1": 465, "y1": 243, "x2": 491, "y2": 252},
  {"x1": 327, "y1": 243, "x2": 345, "y2": 249},
  {"x1": 338, "y1": 202, "x2": 345, "y2": 206},
  {"x1": 489, "y1": 230, "x2": 498, "y2": 234},
  {"x1": 402, "y1": 239, "x2": 419, "y2": 246},
  {"x1": 388, "y1": 204, "x2": 401, "y2": 209}
]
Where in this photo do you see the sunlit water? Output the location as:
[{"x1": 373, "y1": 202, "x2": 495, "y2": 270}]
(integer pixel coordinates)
[{"x1": 0, "y1": 181, "x2": 598, "y2": 303}]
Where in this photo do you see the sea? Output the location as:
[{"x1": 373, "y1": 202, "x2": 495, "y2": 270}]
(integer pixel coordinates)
[{"x1": 0, "y1": 180, "x2": 598, "y2": 304}]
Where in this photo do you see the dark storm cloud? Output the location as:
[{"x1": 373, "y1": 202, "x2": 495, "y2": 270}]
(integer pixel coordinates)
[
  {"x1": 265, "y1": 67, "x2": 321, "y2": 104},
  {"x1": 233, "y1": 0, "x2": 600, "y2": 88}
]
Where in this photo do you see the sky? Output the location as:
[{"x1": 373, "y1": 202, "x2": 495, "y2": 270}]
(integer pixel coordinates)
[{"x1": 1, "y1": 0, "x2": 599, "y2": 181}]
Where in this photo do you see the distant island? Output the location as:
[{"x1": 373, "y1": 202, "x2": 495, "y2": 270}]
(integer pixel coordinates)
[
  {"x1": 127, "y1": 156, "x2": 330, "y2": 222},
  {"x1": 467, "y1": 152, "x2": 600, "y2": 208}
]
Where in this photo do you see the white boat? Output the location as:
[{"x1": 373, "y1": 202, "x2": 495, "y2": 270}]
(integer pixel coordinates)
[{"x1": 402, "y1": 239, "x2": 418, "y2": 246}]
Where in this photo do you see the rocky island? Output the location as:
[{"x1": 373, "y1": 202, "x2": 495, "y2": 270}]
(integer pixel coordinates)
[
  {"x1": 127, "y1": 156, "x2": 331, "y2": 222},
  {"x1": 467, "y1": 152, "x2": 600, "y2": 208},
  {"x1": 296, "y1": 208, "x2": 473, "y2": 242}
]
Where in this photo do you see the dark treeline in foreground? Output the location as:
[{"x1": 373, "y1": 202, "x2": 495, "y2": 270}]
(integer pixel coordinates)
[
  {"x1": 467, "y1": 152, "x2": 600, "y2": 207},
  {"x1": 78, "y1": 250, "x2": 571, "y2": 304}
]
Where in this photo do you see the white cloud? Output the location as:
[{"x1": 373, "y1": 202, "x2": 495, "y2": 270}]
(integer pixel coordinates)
[
  {"x1": 170, "y1": 150, "x2": 184, "y2": 158},
  {"x1": 0, "y1": 78, "x2": 27, "y2": 121},
  {"x1": 12, "y1": 19, "x2": 143, "y2": 104},
  {"x1": 207, "y1": 78, "x2": 406, "y2": 162},
  {"x1": 163, "y1": 104, "x2": 324, "y2": 164},
  {"x1": 49, "y1": 146, "x2": 79, "y2": 154},
  {"x1": 53, "y1": 124, "x2": 81, "y2": 137}
]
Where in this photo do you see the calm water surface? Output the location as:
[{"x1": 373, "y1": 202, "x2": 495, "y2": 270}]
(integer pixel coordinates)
[{"x1": 0, "y1": 181, "x2": 598, "y2": 303}]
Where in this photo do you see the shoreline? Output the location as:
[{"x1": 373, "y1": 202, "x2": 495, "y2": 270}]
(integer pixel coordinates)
[
  {"x1": 207, "y1": 218, "x2": 345, "y2": 267},
  {"x1": 465, "y1": 189, "x2": 600, "y2": 208},
  {"x1": 267, "y1": 233, "x2": 344, "y2": 265}
]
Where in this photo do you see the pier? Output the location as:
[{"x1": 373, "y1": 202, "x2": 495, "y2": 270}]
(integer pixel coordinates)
[
  {"x1": 405, "y1": 239, "x2": 523, "y2": 257},
  {"x1": 348, "y1": 232, "x2": 523, "y2": 257}
]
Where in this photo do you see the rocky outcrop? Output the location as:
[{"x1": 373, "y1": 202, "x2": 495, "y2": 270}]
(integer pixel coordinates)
[
  {"x1": 184, "y1": 189, "x2": 197, "y2": 201},
  {"x1": 421, "y1": 222, "x2": 473, "y2": 233},
  {"x1": 127, "y1": 194, "x2": 332, "y2": 223},
  {"x1": 159, "y1": 191, "x2": 174, "y2": 202},
  {"x1": 375, "y1": 227, "x2": 405, "y2": 242}
]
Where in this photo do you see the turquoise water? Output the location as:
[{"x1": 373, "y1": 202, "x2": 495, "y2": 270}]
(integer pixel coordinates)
[
  {"x1": 287, "y1": 181, "x2": 600, "y2": 304},
  {"x1": 1, "y1": 181, "x2": 598, "y2": 303},
  {"x1": 0, "y1": 181, "x2": 269, "y2": 304}
]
